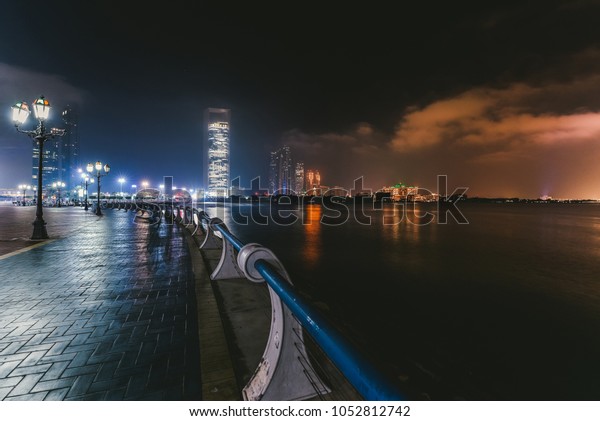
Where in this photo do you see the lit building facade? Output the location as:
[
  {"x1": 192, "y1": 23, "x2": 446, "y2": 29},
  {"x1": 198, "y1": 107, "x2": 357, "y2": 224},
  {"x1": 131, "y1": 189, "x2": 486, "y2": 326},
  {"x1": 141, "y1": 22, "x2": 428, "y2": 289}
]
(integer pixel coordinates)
[
  {"x1": 269, "y1": 145, "x2": 293, "y2": 194},
  {"x1": 268, "y1": 151, "x2": 278, "y2": 194},
  {"x1": 203, "y1": 108, "x2": 231, "y2": 197},
  {"x1": 380, "y1": 183, "x2": 419, "y2": 201},
  {"x1": 61, "y1": 105, "x2": 80, "y2": 191},
  {"x1": 294, "y1": 161, "x2": 305, "y2": 194},
  {"x1": 31, "y1": 105, "x2": 79, "y2": 197},
  {"x1": 163, "y1": 176, "x2": 173, "y2": 200},
  {"x1": 305, "y1": 169, "x2": 322, "y2": 196}
]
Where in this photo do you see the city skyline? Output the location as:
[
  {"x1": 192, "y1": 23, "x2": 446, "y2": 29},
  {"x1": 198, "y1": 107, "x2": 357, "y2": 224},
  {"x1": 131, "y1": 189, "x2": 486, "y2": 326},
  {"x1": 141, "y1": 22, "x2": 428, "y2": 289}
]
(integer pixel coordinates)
[{"x1": 1, "y1": 2, "x2": 600, "y2": 198}]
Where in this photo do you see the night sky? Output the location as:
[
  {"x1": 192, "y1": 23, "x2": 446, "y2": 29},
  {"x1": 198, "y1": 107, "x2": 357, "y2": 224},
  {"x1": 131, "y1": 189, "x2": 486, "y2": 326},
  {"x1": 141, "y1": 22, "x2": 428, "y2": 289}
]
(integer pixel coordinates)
[{"x1": 1, "y1": 1, "x2": 600, "y2": 198}]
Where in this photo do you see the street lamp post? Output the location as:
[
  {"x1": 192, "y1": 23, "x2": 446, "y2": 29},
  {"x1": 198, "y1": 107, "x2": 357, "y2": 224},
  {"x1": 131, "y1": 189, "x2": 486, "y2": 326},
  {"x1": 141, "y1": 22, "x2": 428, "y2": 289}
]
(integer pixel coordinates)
[
  {"x1": 87, "y1": 161, "x2": 110, "y2": 216},
  {"x1": 18, "y1": 184, "x2": 31, "y2": 205},
  {"x1": 83, "y1": 174, "x2": 93, "y2": 211},
  {"x1": 52, "y1": 182, "x2": 65, "y2": 207},
  {"x1": 78, "y1": 168, "x2": 93, "y2": 211},
  {"x1": 11, "y1": 96, "x2": 65, "y2": 239}
]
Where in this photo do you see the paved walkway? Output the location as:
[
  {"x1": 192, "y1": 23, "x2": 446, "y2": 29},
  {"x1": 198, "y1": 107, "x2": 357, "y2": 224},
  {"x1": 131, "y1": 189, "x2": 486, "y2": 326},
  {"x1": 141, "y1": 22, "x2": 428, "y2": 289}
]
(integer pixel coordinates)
[{"x1": 0, "y1": 208, "x2": 201, "y2": 400}]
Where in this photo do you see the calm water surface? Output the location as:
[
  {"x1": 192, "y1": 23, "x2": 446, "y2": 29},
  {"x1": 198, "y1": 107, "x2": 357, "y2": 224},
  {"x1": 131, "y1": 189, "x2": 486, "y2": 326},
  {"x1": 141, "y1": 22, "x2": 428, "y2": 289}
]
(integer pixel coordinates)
[{"x1": 206, "y1": 202, "x2": 600, "y2": 400}]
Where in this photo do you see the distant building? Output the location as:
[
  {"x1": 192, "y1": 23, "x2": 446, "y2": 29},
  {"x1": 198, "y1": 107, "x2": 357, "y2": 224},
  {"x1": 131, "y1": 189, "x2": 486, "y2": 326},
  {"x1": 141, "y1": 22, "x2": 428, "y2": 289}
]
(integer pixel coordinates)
[
  {"x1": 269, "y1": 145, "x2": 293, "y2": 194},
  {"x1": 163, "y1": 176, "x2": 173, "y2": 199},
  {"x1": 204, "y1": 108, "x2": 231, "y2": 197},
  {"x1": 379, "y1": 182, "x2": 419, "y2": 201},
  {"x1": 61, "y1": 105, "x2": 80, "y2": 191},
  {"x1": 268, "y1": 151, "x2": 277, "y2": 194},
  {"x1": 305, "y1": 169, "x2": 322, "y2": 196},
  {"x1": 31, "y1": 104, "x2": 79, "y2": 197},
  {"x1": 32, "y1": 136, "x2": 60, "y2": 192},
  {"x1": 306, "y1": 169, "x2": 321, "y2": 189},
  {"x1": 294, "y1": 162, "x2": 305, "y2": 194}
]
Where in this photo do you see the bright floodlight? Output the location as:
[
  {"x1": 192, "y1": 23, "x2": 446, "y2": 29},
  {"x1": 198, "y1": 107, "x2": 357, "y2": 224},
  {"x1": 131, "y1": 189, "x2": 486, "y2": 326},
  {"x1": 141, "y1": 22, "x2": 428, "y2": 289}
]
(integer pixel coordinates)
[
  {"x1": 95, "y1": 161, "x2": 102, "y2": 171},
  {"x1": 86, "y1": 162, "x2": 93, "y2": 173},
  {"x1": 104, "y1": 164, "x2": 110, "y2": 173},
  {"x1": 11, "y1": 101, "x2": 30, "y2": 125},
  {"x1": 118, "y1": 177, "x2": 125, "y2": 183},
  {"x1": 32, "y1": 96, "x2": 50, "y2": 120}
]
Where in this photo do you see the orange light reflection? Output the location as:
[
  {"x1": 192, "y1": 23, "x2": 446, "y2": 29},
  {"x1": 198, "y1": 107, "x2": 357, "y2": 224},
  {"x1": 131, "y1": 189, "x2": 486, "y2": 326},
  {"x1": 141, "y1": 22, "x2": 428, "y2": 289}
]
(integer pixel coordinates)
[{"x1": 302, "y1": 204, "x2": 322, "y2": 268}]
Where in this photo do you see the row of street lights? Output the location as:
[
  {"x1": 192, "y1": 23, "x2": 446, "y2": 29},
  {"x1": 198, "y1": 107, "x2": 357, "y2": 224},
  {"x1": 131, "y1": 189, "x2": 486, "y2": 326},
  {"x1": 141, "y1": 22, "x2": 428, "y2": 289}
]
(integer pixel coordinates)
[
  {"x1": 11, "y1": 95, "x2": 113, "y2": 238},
  {"x1": 10, "y1": 95, "x2": 169, "y2": 238}
]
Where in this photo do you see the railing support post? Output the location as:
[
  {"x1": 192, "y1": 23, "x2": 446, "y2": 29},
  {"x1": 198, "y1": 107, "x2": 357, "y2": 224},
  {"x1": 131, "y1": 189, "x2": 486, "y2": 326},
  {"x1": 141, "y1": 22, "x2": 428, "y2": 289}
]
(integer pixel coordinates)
[
  {"x1": 199, "y1": 216, "x2": 223, "y2": 249},
  {"x1": 210, "y1": 218, "x2": 245, "y2": 280},
  {"x1": 237, "y1": 243, "x2": 329, "y2": 401}
]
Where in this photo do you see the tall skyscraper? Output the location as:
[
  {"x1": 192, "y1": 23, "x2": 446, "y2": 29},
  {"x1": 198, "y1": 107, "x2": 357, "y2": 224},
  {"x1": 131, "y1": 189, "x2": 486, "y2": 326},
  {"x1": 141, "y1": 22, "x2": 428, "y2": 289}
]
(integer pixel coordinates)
[
  {"x1": 294, "y1": 162, "x2": 305, "y2": 194},
  {"x1": 307, "y1": 170, "x2": 314, "y2": 189},
  {"x1": 269, "y1": 145, "x2": 293, "y2": 194},
  {"x1": 305, "y1": 169, "x2": 322, "y2": 195},
  {"x1": 163, "y1": 176, "x2": 173, "y2": 199},
  {"x1": 31, "y1": 141, "x2": 60, "y2": 191},
  {"x1": 61, "y1": 105, "x2": 80, "y2": 190},
  {"x1": 31, "y1": 104, "x2": 80, "y2": 195},
  {"x1": 268, "y1": 151, "x2": 278, "y2": 194},
  {"x1": 203, "y1": 108, "x2": 231, "y2": 197}
]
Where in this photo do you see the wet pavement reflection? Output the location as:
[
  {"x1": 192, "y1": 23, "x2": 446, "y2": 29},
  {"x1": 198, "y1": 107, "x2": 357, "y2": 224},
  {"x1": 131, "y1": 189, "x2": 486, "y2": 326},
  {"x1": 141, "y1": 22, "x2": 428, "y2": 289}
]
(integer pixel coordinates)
[{"x1": 0, "y1": 206, "x2": 200, "y2": 400}]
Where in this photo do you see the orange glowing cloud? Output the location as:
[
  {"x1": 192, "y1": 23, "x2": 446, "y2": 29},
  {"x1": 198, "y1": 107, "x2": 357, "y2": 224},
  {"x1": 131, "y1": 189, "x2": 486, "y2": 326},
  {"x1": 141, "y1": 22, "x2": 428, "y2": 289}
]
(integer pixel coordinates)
[{"x1": 390, "y1": 77, "x2": 600, "y2": 152}]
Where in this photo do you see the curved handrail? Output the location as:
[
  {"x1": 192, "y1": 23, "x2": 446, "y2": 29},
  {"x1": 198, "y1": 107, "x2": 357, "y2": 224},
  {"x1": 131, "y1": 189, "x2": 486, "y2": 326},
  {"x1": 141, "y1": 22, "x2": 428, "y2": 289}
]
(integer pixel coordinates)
[{"x1": 200, "y1": 209, "x2": 406, "y2": 401}]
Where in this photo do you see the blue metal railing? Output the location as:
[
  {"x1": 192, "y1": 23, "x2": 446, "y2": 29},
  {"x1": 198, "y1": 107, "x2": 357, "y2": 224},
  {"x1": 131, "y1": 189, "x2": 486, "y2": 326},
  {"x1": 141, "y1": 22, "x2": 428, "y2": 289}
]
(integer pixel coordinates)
[{"x1": 205, "y1": 213, "x2": 406, "y2": 401}]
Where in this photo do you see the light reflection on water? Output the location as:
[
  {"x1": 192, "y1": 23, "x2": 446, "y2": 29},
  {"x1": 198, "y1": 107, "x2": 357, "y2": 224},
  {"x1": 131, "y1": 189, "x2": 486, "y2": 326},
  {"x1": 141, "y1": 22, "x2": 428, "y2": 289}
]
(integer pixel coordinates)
[
  {"x1": 207, "y1": 202, "x2": 600, "y2": 399},
  {"x1": 302, "y1": 204, "x2": 322, "y2": 269}
]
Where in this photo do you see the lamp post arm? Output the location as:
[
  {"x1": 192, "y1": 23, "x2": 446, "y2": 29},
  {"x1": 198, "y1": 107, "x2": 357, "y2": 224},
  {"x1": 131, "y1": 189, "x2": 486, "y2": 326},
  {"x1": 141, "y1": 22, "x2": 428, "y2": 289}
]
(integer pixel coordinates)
[
  {"x1": 14, "y1": 122, "x2": 65, "y2": 140},
  {"x1": 14, "y1": 126, "x2": 38, "y2": 137}
]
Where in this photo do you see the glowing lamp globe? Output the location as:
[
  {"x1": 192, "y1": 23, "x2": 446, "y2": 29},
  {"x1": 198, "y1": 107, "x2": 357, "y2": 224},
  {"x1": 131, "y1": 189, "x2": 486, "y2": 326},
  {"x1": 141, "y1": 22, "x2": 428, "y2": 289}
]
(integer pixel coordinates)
[
  {"x1": 32, "y1": 96, "x2": 50, "y2": 121},
  {"x1": 11, "y1": 101, "x2": 30, "y2": 125}
]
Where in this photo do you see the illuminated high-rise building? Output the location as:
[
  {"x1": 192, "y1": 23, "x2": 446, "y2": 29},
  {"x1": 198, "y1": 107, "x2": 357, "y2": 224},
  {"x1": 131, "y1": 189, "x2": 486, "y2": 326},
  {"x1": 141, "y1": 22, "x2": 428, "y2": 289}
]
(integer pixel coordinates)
[
  {"x1": 32, "y1": 105, "x2": 80, "y2": 196},
  {"x1": 203, "y1": 108, "x2": 231, "y2": 197},
  {"x1": 268, "y1": 151, "x2": 278, "y2": 194},
  {"x1": 269, "y1": 145, "x2": 293, "y2": 194},
  {"x1": 305, "y1": 169, "x2": 322, "y2": 196},
  {"x1": 32, "y1": 141, "x2": 60, "y2": 191},
  {"x1": 164, "y1": 176, "x2": 173, "y2": 200},
  {"x1": 307, "y1": 170, "x2": 314, "y2": 188},
  {"x1": 61, "y1": 105, "x2": 80, "y2": 190},
  {"x1": 294, "y1": 162, "x2": 305, "y2": 194}
]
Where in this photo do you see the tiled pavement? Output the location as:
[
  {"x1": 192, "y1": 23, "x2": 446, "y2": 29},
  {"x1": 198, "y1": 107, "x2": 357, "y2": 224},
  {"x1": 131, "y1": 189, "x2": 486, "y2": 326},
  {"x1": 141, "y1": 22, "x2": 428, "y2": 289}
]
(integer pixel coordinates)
[{"x1": 0, "y1": 209, "x2": 201, "y2": 400}]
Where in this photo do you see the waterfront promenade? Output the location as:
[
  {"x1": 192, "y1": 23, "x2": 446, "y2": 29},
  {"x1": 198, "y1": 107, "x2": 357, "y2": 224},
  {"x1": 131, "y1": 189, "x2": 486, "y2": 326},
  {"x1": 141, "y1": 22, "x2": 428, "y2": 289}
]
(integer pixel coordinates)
[{"x1": 0, "y1": 203, "x2": 207, "y2": 400}]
